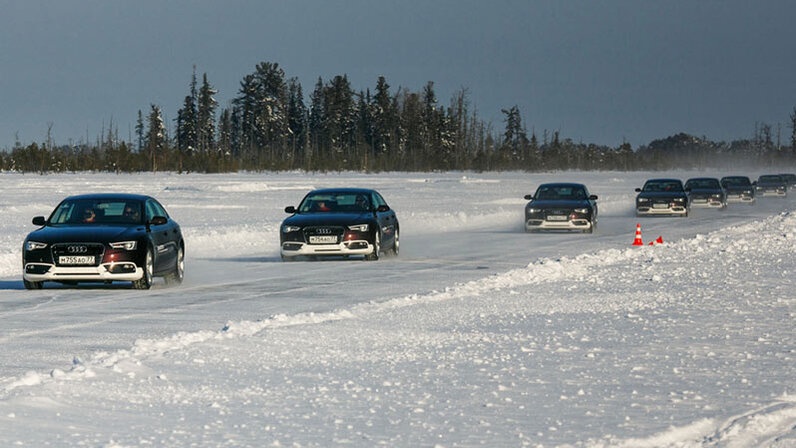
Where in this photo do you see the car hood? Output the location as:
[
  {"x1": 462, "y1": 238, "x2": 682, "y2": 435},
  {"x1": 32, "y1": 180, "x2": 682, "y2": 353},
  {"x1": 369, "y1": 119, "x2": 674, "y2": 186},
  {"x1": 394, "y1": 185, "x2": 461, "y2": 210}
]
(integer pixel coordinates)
[
  {"x1": 526, "y1": 199, "x2": 590, "y2": 209},
  {"x1": 637, "y1": 191, "x2": 687, "y2": 200},
  {"x1": 282, "y1": 212, "x2": 375, "y2": 227},
  {"x1": 27, "y1": 225, "x2": 145, "y2": 243}
]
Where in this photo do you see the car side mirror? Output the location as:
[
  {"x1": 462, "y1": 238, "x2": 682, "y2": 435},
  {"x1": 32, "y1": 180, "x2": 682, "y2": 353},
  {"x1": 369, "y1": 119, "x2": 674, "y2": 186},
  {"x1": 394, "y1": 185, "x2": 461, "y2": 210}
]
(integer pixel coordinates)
[
  {"x1": 752, "y1": 181, "x2": 757, "y2": 186},
  {"x1": 32, "y1": 216, "x2": 46, "y2": 226},
  {"x1": 149, "y1": 216, "x2": 168, "y2": 226},
  {"x1": 634, "y1": 188, "x2": 641, "y2": 193},
  {"x1": 377, "y1": 205, "x2": 390, "y2": 213},
  {"x1": 285, "y1": 206, "x2": 296, "y2": 214},
  {"x1": 589, "y1": 195, "x2": 598, "y2": 200},
  {"x1": 523, "y1": 194, "x2": 533, "y2": 200},
  {"x1": 684, "y1": 188, "x2": 691, "y2": 193}
]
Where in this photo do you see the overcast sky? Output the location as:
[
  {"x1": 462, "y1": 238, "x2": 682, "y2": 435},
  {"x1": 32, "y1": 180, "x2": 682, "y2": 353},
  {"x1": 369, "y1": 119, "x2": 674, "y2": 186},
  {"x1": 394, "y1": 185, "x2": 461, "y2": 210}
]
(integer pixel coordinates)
[{"x1": 1, "y1": 0, "x2": 794, "y2": 148}]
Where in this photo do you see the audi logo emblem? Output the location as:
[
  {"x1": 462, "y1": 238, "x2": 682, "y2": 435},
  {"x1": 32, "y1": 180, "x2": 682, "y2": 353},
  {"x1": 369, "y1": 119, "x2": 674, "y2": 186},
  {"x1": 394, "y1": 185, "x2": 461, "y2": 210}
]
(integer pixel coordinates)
[
  {"x1": 316, "y1": 228, "x2": 332, "y2": 235},
  {"x1": 67, "y1": 245, "x2": 88, "y2": 253}
]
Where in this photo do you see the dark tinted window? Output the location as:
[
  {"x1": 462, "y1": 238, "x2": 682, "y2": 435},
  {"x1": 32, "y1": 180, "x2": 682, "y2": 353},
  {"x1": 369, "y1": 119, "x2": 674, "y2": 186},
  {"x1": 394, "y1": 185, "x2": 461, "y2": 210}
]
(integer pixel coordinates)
[
  {"x1": 684, "y1": 179, "x2": 720, "y2": 190},
  {"x1": 759, "y1": 175, "x2": 783, "y2": 183},
  {"x1": 642, "y1": 181, "x2": 684, "y2": 192},
  {"x1": 721, "y1": 177, "x2": 751, "y2": 187},
  {"x1": 534, "y1": 185, "x2": 587, "y2": 200},
  {"x1": 50, "y1": 199, "x2": 143, "y2": 225},
  {"x1": 299, "y1": 192, "x2": 372, "y2": 213}
]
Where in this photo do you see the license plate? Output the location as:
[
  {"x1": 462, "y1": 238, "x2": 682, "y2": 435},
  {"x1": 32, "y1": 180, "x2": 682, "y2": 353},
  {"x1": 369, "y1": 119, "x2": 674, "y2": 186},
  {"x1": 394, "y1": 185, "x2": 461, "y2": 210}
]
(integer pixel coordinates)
[
  {"x1": 547, "y1": 215, "x2": 568, "y2": 221},
  {"x1": 693, "y1": 199, "x2": 707, "y2": 203},
  {"x1": 59, "y1": 255, "x2": 95, "y2": 265},
  {"x1": 309, "y1": 236, "x2": 337, "y2": 244},
  {"x1": 652, "y1": 203, "x2": 668, "y2": 209}
]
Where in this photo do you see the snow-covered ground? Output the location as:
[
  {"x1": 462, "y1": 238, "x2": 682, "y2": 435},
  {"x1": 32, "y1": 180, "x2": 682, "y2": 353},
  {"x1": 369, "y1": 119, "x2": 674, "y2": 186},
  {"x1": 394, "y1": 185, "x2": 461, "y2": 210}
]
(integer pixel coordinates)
[{"x1": 0, "y1": 171, "x2": 793, "y2": 447}]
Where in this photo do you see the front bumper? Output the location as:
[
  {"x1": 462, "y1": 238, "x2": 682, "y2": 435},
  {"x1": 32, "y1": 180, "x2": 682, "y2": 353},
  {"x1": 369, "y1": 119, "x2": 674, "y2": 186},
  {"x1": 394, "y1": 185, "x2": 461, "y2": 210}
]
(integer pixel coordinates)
[
  {"x1": 636, "y1": 205, "x2": 687, "y2": 216},
  {"x1": 23, "y1": 262, "x2": 143, "y2": 282},
  {"x1": 758, "y1": 189, "x2": 787, "y2": 197},
  {"x1": 689, "y1": 199, "x2": 725, "y2": 208},
  {"x1": 726, "y1": 194, "x2": 755, "y2": 203},
  {"x1": 525, "y1": 218, "x2": 592, "y2": 231},
  {"x1": 281, "y1": 240, "x2": 374, "y2": 257}
]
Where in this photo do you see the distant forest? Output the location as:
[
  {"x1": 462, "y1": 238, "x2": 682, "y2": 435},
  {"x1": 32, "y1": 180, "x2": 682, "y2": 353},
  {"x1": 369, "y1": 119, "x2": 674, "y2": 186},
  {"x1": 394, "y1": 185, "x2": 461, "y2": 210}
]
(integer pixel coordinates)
[{"x1": 3, "y1": 61, "x2": 796, "y2": 173}]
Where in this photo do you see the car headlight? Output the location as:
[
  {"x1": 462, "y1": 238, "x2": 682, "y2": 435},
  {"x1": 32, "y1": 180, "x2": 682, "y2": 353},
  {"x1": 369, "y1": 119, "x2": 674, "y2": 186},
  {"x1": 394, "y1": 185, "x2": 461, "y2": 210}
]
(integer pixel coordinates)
[
  {"x1": 282, "y1": 225, "x2": 301, "y2": 233},
  {"x1": 711, "y1": 194, "x2": 722, "y2": 198},
  {"x1": 637, "y1": 198, "x2": 650, "y2": 203},
  {"x1": 573, "y1": 208, "x2": 589, "y2": 214},
  {"x1": 347, "y1": 224, "x2": 369, "y2": 232},
  {"x1": 744, "y1": 190, "x2": 752, "y2": 194},
  {"x1": 26, "y1": 241, "x2": 48, "y2": 251},
  {"x1": 527, "y1": 208, "x2": 540, "y2": 213},
  {"x1": 673, "y1": 198, "x2": 685, "y2": 202},
  {"x1": 108, "y1": 241, "x2": 137, "y2": 250},
  {"x1": 109, "y1": 241, "x2": 137, "y2": 250}
]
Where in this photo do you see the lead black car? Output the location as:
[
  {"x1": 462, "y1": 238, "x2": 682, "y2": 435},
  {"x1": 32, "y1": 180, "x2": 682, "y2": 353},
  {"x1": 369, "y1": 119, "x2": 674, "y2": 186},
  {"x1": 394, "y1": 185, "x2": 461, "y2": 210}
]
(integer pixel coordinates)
[
  {"x1": 22, "y1": 194, "x2": 184, "y2": 290},
  {"x1": 280, "y1": 188, "x2": 399, "y2": 261}
]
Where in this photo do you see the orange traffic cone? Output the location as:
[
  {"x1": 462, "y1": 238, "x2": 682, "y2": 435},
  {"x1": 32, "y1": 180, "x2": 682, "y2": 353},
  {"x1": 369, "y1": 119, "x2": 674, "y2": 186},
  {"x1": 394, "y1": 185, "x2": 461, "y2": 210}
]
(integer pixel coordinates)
[
  {"x1": 632, "y1": 223, "x2": 644, "y2": 246},
  {"x1": 648, "y1": 236, "x2": 664, "y2": 246}
]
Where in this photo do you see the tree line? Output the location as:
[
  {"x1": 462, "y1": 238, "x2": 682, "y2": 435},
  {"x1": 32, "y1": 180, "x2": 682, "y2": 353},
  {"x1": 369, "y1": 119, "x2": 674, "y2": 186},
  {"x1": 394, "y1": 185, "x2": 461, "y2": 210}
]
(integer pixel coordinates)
[{"x1": 3, "y1": 61, "x2": 796, "y2": 173}]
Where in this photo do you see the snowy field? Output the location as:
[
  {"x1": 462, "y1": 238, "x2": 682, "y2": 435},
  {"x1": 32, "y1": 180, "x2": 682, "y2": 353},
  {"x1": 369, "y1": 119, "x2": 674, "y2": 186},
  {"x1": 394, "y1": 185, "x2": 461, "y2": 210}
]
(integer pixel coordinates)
[{"x1": 0, "y1": 170, "x2": 794, "y2": 447}]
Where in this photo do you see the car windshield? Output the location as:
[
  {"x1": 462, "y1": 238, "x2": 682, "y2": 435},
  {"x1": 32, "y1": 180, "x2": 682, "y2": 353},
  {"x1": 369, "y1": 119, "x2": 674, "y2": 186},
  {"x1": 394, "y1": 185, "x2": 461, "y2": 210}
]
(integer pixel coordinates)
[
  {"x1": 298, "y1": 192, "x2": 372, "y2": 213},
  {"x1": 721, "y1": 177, "x2": 751, "y2": 187},
  {"x1": 779, "y1": 174, "x2": 796, "y2": 182},
  {"x1": 49, "y1": 199, "x2": 143, "y2": 225},
  {"x1": 759, "y1": 175, "x2": 783, "y2": 183},
  {"x1": 534, "y1": 185, "x2": 587, "y2": 201},
  {"x1": 642, "y1": 181, "x2": 683, "y2": 192},
  {"x1": 685, "y1": 179, "x2": 720, "y2": 190}
]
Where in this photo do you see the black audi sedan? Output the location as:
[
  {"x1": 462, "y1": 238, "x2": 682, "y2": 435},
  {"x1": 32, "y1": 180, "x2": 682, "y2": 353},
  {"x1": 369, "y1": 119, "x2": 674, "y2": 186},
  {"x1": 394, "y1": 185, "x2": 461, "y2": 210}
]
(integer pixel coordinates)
[
  {"x1": 755, "y1": 175, "x2": 788, "y2": 197},
  {"x1": 684, "y1": 177, "x2": 726, "y2": 209},
  {"x1": 523, "y1": 183, "x2": 598, "y2": 233},
  {"x1": 22, "y1": 194, "x2": 184, "y2": 290},
  {"x1": 778, "y1": 173, "x2": 796, "y2": 190},
  {"x1": 635, "y1": 178, "x2": 689, "y2": 217},
  {"x1": 280, "y1": 188, "x2": 398, "y2": 261},
  {"x1": 720, "y1": 176, "x2": 755, "y2": 204}
]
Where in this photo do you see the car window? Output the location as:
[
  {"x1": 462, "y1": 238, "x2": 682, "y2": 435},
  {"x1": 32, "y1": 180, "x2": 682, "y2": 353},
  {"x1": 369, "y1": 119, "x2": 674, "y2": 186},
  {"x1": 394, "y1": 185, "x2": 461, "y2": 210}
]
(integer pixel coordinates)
[
  {"x1": 150, "y1": 200, "x2": 168, "y2": 218},
  {"x1": 721, "y1": 177, "x2": 750, "y2": 187},
  {"x1": 49, "y1": 199, "x2": 143, "y2": 225},
  {"x1": 299, "y1": 192, "x2": 373, "y2": 213},
  {"x1": 373, "y1": 192, "x2": 387, "y2": 208},
  {"x1": 685, "y1": 179, "x2": 720, "y2": 190},
  {"x1": 535, "y1": 186, "x2": 586, "y2": 200},
  {"x1": 759, "y1": 175, "x2": 783, "y2": 183},
  {"x1": 642, "y1": 181, "x2": 683, "y2": 192}
]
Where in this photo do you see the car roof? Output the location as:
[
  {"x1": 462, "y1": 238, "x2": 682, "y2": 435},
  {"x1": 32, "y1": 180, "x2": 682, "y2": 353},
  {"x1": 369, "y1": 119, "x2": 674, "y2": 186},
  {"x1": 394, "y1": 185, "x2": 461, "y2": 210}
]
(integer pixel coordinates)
[
  {"x1": 685, "y1": 177, "x2": 720, "y2": 182},
  {"x1": 645, "y1": 178, "x2": 682, "y2": 183},
  {"x1": 63, "y1": 193, "x2": 153, "y2": 202},
  {"x1": 721, "y1": 175, "x2": 750, "y2": 179},
  {"x1": 308, "y1": 188, "x2": 378, "y2": 195},
  {"x1": 537, "y1": 182, "x2": 586, "y2": 188}
]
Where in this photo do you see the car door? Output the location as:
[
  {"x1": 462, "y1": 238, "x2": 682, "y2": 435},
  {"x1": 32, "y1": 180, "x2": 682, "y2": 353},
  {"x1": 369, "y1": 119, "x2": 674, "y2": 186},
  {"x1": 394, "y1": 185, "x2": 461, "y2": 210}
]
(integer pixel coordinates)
[
  {"x1": 145, "y1": 199, "x2": 176, "y2": 273},
  {"x1": 372, "y1": 192, "x2": 396, "y2": 248},
  {"x1": 585, "y1": 186, "x2": 597, "y2": 219}
]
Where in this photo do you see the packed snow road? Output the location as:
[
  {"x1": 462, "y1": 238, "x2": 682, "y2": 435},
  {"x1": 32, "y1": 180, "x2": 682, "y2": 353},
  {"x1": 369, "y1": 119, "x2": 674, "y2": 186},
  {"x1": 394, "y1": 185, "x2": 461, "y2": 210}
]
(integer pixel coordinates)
[{"x1": 0, "y1": 171, "x2": 794, "y2": 446}]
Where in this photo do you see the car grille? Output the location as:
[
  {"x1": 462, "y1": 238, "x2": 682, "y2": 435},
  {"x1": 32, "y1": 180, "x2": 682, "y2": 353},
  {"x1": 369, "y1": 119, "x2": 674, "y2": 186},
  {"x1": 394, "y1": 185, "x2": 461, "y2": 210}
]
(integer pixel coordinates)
[
  {"x1": 545, "y1": 209, "x2": 571, "y2": 216},
  {"x1": 303, "y1": 226, "x2": 345, "y2": 244},
  {"x1": 51, "y1": 243, "x2": 104, "y2": 266}
]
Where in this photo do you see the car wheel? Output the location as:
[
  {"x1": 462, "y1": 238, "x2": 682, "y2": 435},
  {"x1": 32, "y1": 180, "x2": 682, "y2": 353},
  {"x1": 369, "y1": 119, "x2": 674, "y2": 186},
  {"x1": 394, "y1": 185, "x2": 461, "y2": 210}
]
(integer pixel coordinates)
[
  {"x1": 23, "y1": 279, "x2": 43, "y2": 290},
  {"x1": 388, "y1": 229, "x2": 399, "y2": 256},
  {"x1": 585, "y1": 220, "x2": 595, "y2": 233},
  {"x1": 365, "y1": 232, "x2": 380, "y2": 261},
  {"x1": 165, "y1": 245, "x2": 184, "y2": 285},
  {"x1": 132, "y1": 247, "x2": 154, "y2": 290}
]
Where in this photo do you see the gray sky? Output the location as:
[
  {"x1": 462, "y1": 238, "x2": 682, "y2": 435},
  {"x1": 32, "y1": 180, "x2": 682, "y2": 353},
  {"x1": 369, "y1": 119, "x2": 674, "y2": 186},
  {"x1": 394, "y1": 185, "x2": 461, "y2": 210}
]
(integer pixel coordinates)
[{"x1": 1, "y1": 0, "x2": 794, "y2": 148}]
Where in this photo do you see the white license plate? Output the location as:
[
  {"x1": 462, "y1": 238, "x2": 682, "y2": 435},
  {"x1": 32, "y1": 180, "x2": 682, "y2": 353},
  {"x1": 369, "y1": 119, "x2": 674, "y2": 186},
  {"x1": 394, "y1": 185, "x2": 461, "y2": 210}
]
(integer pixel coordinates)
[
  {"x1": 652, "y1": 203, "x2": 668, "y2": 209},
  {"x1": 547, "y1": 215, "x2": 568, "y2": 221},
  {"x1": 309, "y1": 236, "x2": 337, "y2": 244},
  {"x1": 59, "y1": 255, "x2": 95, "y2": 265}
]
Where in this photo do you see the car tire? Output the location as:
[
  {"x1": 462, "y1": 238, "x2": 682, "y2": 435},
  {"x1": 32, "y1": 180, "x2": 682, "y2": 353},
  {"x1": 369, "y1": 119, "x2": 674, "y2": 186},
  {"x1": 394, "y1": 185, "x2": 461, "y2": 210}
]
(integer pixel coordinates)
[
  {"x1": 585, "y1": 220, "x2": 595, "y2": 233},
  {"x1": 365, "y1": 232, "x2": 380, "y2": 261},
  {"x1": 387, "y1": 229, "x2": 399, "y2": 256},
  {"x1": 165, "y1": 245, "x2": 184, "y2": 286},
  {"x1": 23, "y1": 279, "x2": 43, "y2": 290},
  {"x1": 132, "y1": 247, "x2": 154, "y2": 290}
]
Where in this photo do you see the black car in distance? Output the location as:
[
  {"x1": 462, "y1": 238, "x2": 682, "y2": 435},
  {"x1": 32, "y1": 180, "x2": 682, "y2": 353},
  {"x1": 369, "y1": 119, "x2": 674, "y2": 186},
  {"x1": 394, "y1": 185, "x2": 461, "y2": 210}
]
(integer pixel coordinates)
[
  {"x1": 756, "y1": 175, "x2": 788, "y2": 198},
  {"x1": 778, "y1": 173, "x2": 796, "y2": 190},
  {"x1": 280, "y1": 188, "x2": 399, "y2": 261},
  {"x1": 523, "y1": 183, "x2": 598, "y2": 233},
  {"x1": 684, "y1": 177, "x2": 726, "y2": 209},
  {"x1": 635, "y1": 178, "x2": 689, "y2": 217},
  {"x1": 22, "y1": 194, "x2": 184, "y2": 290},
  {"x1": 720, "y1": 176, "x2": 755, "y2": 204}
]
